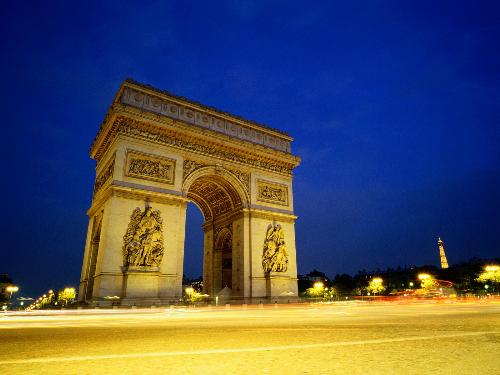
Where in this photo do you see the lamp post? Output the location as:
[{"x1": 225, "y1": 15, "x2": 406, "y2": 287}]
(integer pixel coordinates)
[{"x1": 6, "y1": 286, "x2": 19, "y2": 309}]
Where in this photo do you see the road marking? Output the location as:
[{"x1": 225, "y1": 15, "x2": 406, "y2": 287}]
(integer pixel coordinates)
[{"x1": 0, "y1": 331, "x2": 498, "y2": 365}]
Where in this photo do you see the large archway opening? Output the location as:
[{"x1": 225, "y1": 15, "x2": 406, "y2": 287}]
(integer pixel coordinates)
[
  {"x1": 183, "y1": 202, "x2": 204, "y2": 282},
  {"x1": 184, "y1": 172, "x2": 245, "y2": 296},
  {"x1": 84, "y1": 213, "x2": 103, "y2": 301}
]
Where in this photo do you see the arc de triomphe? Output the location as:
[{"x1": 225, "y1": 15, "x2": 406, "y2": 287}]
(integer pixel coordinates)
[{"x1": 79, "y1": 79, "x2": 301, "y2": 305}]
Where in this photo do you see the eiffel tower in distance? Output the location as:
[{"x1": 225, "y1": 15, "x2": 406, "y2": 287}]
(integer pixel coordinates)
[{"x1": 438, "y1": 237, "x2": 449, "y2": 269}]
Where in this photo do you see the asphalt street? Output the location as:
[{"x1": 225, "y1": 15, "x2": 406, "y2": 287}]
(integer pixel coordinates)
[{"x1": 1, "y1": 301, "x2": 499, "y2": 374}]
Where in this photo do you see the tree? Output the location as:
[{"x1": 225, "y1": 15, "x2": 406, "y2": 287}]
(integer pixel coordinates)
[
  {"x1": 420, "y1": 277, "x2": 437, "y2": 291},
  {"x1": 366, "y1": 278, "x2": 385, "y2": 295},
  {"x1": 476, "y1": 266, "x2": 500, "y2": 291},
  {"x1": 57, "y1": 288, "x2": 76, "y2": 306},
  {"x1": 323, "y1": 287, "x2": 338, "y2": 301},
  {"x1": 305, "y1": 282, "x2": 325, "y2": 298}
]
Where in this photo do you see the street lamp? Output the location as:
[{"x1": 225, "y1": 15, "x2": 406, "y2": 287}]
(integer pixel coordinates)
[
  {"x1": 6, "y1": 286, "x2": 19, "y2": 308},
  {"x1": 313, "y1": 282, "x2": 324, "y2": 290}
]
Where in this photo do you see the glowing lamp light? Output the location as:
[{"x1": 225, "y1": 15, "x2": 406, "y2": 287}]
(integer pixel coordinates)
[
  {"x1": 6, "y1": 286, "x2": 19, "y2": 293},
  {"x1": 418, "y1": 273, "x2": 431, "y2": 280},
  {"x1": 313, "y1": 282, "x2": 324, "y2": 290},
  {"x1": 185, "y1": 287, "x2": 194, "y2": 294},
  {"x1": 485, "y1": 265, "x2": 499, "y2": 272},
  {"x1": 372, "y1": 278, "x2": 383, "y2": 284}
]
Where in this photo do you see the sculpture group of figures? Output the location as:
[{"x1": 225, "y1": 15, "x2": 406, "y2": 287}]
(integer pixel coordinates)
[
  {"x1": 123, "y1": 206, "x2": 164, "y2": 267},
  {"x1": 262, "y1": 223, "x2": 288, "y2": 272}
]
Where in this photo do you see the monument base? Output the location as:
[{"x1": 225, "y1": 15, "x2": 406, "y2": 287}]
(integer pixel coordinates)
[
  {"x1": 122, "y1": 266, "x2": 160, "y2": 300},
  {"x1": 266, "y1": 273, "x2": 298, "y2": 299}
]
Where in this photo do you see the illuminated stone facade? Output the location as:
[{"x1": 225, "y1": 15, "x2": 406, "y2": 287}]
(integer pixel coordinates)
[{"x1": 79, "y1": 79, "x2": 300, "y2": 305}]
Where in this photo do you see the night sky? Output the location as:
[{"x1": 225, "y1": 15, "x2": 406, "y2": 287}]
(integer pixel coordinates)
[{"x1": 2, "y1": 1, "x2": 499, "y2": 297}]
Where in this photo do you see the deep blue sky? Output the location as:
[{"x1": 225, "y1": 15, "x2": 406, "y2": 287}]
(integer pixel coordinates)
[{"x1": 2, "y1": 1, "x2": 499, "y2": 297}]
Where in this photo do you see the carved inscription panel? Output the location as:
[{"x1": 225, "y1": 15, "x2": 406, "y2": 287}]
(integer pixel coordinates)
[
  {"x1": 125, "y1": 150, "x2": 176, "y2": 185},
  {"x1": 256, "y1": 179, "x2": 289, "y2": 206}
]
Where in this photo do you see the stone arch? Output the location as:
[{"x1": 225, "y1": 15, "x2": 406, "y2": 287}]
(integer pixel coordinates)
[
  {"x1": 84, "y1": 213, "x2": 103, "y2": 301},
  {"x1": 182, "y1": 166, "x2": 247, "y2": 295},
  {"x1": 215, "y1": 227, "x2": 233, "y2": 290},
  {"x1": 79, "y1": 80, "x2": 300, "y2": 305},
  {"x1": 182, "y1": 166, "x2": 250, "y2": 222}
]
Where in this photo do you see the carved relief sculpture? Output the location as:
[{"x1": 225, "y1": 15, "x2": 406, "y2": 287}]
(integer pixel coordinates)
[
  {"x1": 183, "y1": 159, "x2": 206, "y2": 180},
  {"x1": 256, "y1": 180, "x2": 288, "y2": 206},
  {"x1": 125, "y1": 150, "x2": 175, "y2": 184},
  {"x1": 262, "y1": 223, "x2": 288, "y2": 272},
  {"x1": 228, "y1": 168, "x2": 250, "y2": 192},
  {"x1": 123, "y1": 206, "x2": 164, "y2": 267}
]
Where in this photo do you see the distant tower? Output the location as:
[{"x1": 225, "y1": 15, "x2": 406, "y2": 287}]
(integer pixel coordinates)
[{"x1": 438, "y1": 237, "x2": 449, "y2": 269}]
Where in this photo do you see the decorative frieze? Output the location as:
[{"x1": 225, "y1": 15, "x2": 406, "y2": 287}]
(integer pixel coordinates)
[
  {"x1": 116, "y1": 118, "x2": 294, "y2": 175},
  {"x1": 121, "y1": 86, "x2": 291, "y2": 153},
  {"x1": 256, "y1": 179, "x2": 289, "y2": 206},
  {"x1": 228, "y1": 169, "x2": 250, "y2": 193},
  {"x1": 183, "y1": 159, "x2": 206, "y2": 181},
  {"x1": 93, "y1": 156, "x2": 115, "y2": 195},
  {"x1": 125, "y1": 150, "x2": 175, "y2": 185}
]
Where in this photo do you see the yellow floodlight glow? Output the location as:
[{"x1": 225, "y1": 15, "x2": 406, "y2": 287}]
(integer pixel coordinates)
[
  {"x1": 313, "y1": 282, "x2": 324, "y2": 290},
  {"x1": 372, "y1": 278, "x2": 383, "y2": 284},
  {"x1": 485, "y1": 265, "x2": 499, "y2": 272},
  {"x1": 6, "y1": 286, "x2": 19, "y2": 293},
  {"x1": 185, "y1": 287, "x2": 194, "y2": 294},
  {"x1": 418, "y1": 273, "x2": 430, "y2": 280}
]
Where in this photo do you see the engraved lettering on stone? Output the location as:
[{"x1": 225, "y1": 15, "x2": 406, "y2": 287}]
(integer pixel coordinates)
[
  {"x1": 123, "y1": 207, "x2": 164, "y2": 267},
  {"x1": 262, "y1": 223, "x2": 288, "y2": 273}
]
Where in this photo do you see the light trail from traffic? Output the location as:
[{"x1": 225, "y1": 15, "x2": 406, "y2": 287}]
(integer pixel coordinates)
[{"x1": 1, "y1": 301, "x2": 499, "y2": 374}]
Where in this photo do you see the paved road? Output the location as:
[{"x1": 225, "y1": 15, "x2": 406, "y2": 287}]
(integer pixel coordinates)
[{"x1": 1, "y1": 301, "x2": 499, "y2": 374}]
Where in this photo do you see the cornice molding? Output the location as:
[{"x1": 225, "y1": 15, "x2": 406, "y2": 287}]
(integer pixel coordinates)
[
  {"x1": 122, "y1": 79, "x2": 292, "y2": 139},
  {"x1": 92, "y1": 111, "x2": 299, "y2": 176},
  {"x1": 90, "y1": 80, "x2": 301, "y2": 169}
]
